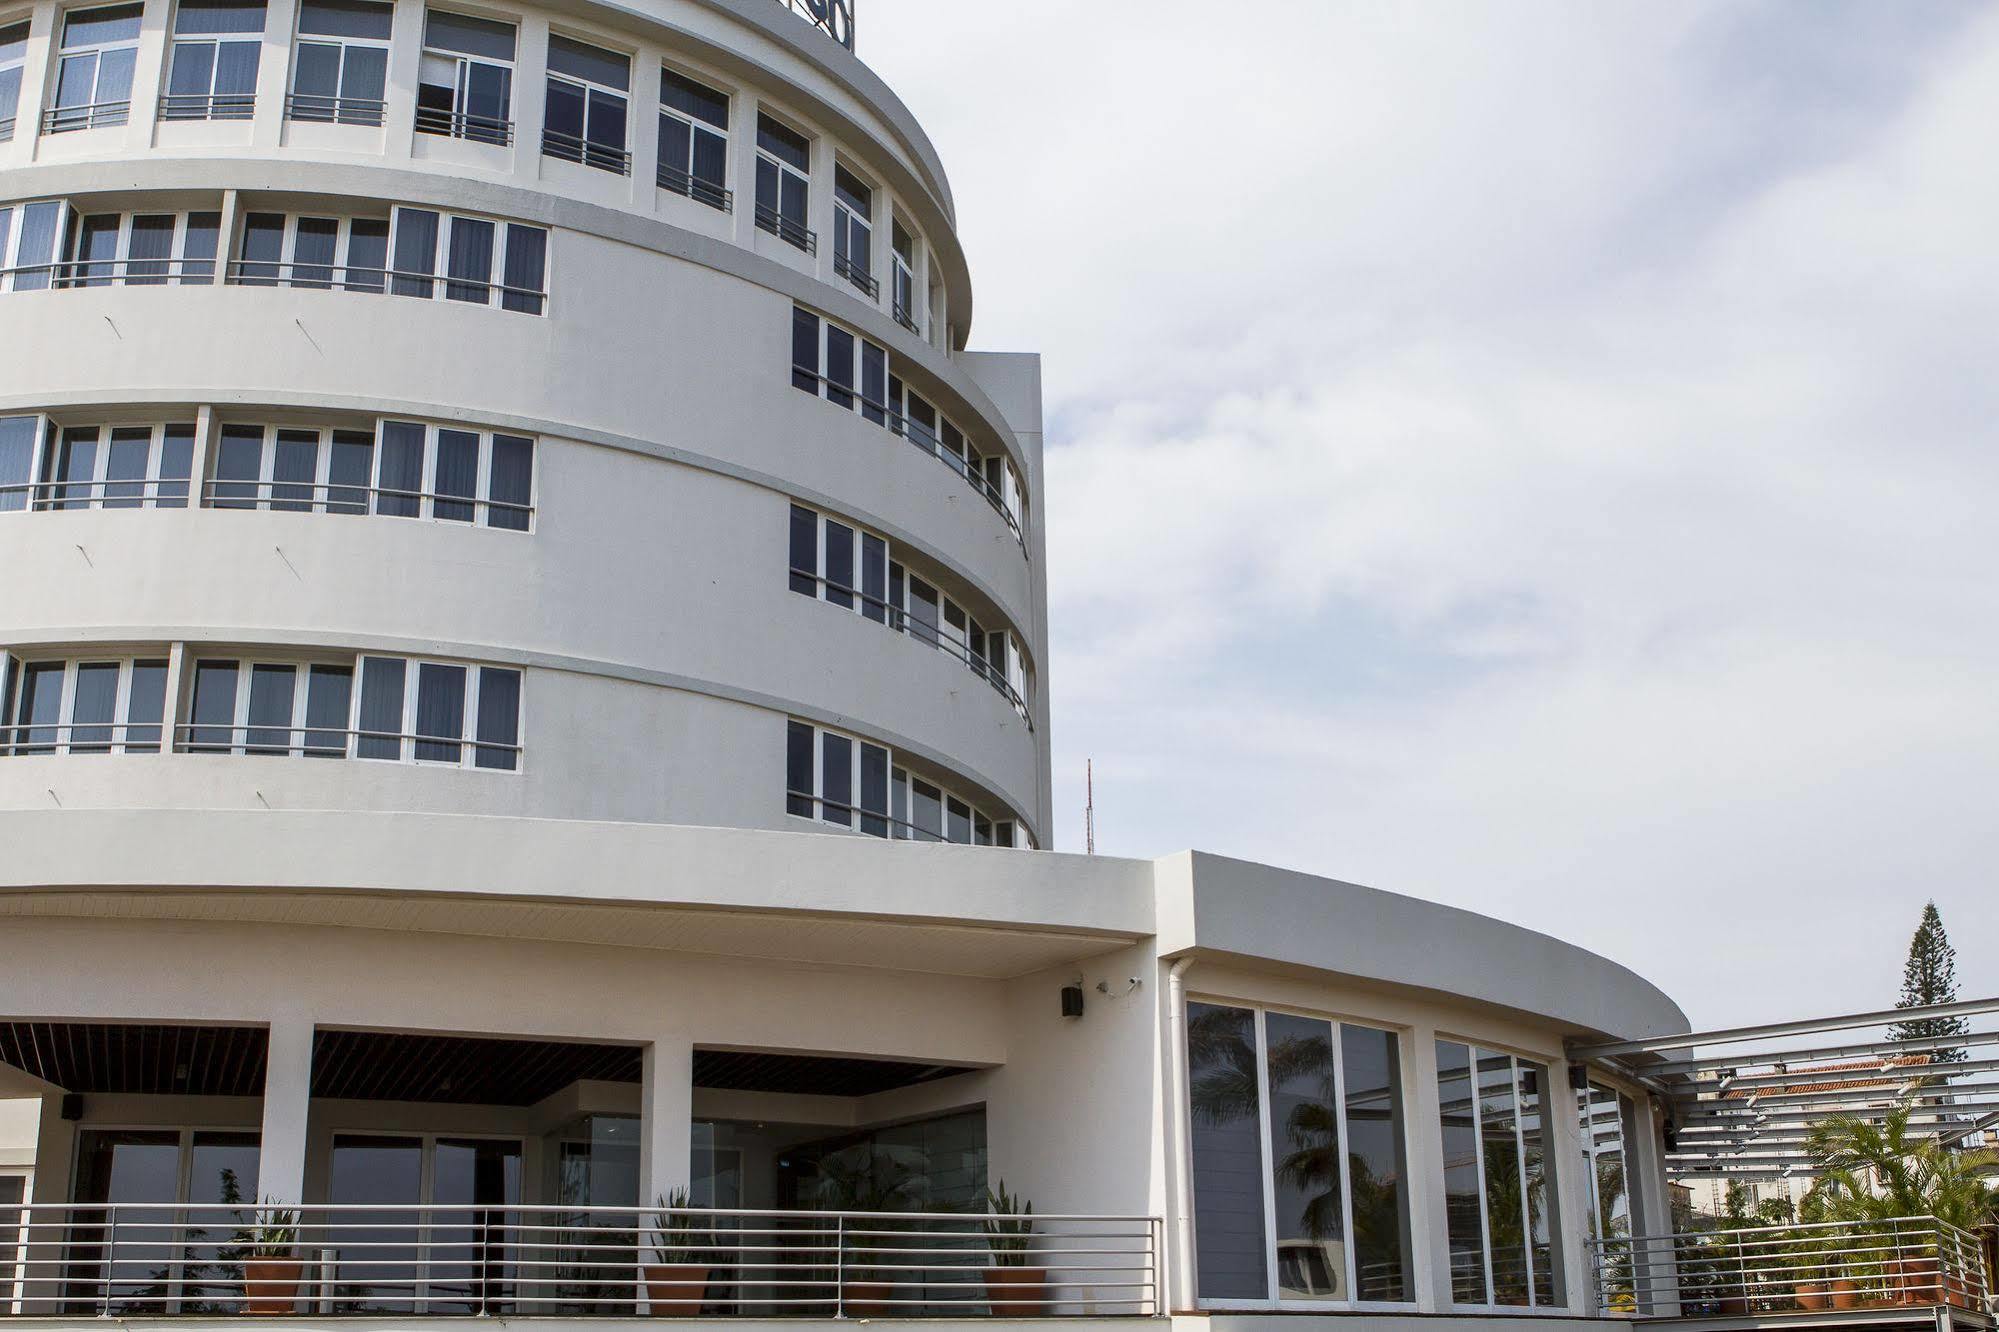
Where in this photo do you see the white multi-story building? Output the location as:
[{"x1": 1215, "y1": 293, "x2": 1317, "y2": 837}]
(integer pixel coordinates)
[{"x1": 0, "y1": 2, "x2": 1703, "y2": 1328}]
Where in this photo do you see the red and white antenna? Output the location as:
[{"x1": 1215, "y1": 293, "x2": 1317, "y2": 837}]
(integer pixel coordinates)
[{"x1": 1085, "y1": 759, "x2": 1096, "y2": 855}]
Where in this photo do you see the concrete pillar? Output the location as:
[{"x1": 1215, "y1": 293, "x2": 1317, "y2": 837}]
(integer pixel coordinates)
[
  {"x1": 256, "y1": 1015, "x2": 314, "y2": 1204},
  {"x1": 22, "y1": 1087, "x2": 74, "y2": 1315},
  {"x1": 512, "y1": 13, "x2": 548, "y2": 182},
  {"x1": 1548, "y1": 1064, "x2": 1592, "y2": 1313},
  {"x1": 249, "y1": 0, "x2": 298, "y2": 149},
  {"x1": 637, "y1": 1035, "x2": 691, "y2": 1211},
  {"x1": 127, "y1": 0, "x2": 171, "y2": 148},
  {"x1": 730, "y1": 92, "x2": 757, "y2": 247},
  {"x1": 628, "y1": 44, "x2": 658, "y2": 209},
  {"x1": 16, "y1": 0, "x2": 57, "y2": 164},
  {"x1": 380, "y1": 0, "x2": 421, "y2": 148},
  {"x1": 1404, "y1": 1025, "x2": 1450, "y2": 1313}
]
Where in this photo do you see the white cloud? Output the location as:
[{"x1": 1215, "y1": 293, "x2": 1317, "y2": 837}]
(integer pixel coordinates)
[{"x1": 860, "y1": 0, "x2": 1999, "y2": 1024}]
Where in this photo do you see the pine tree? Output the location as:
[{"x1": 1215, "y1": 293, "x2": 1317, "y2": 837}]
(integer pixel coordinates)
[{"x1": 1888, "y1": 901, "x2": 1968, "y2": 1064}]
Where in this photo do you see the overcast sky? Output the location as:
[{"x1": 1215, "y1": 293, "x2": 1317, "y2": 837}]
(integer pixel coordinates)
[{"x1": 858, "y1": 1, "x2": 1998, "y2": 1029}]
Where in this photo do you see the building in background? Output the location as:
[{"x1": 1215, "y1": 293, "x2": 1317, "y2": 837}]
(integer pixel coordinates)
[{"x1": 0, "y1": 3, "x2": 1976, "y2": 1330}]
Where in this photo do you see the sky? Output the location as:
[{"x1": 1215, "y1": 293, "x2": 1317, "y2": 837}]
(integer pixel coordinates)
[{"x1": 857, "y1": 1, "x2": 1999, "y2": 1030}]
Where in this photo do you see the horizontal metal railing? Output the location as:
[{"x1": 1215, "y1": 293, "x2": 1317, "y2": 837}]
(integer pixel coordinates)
[
  {"x1": 414, "y1": 105, "x2": 514, "y2": 145},
  {"x1": 158, "y1": 91, "x2": 255, "y2": 121},
  {"x1": 1589, "y1": 1216, "x2": 1989, "y2": 1319},
  {"x1": 41, "y1": 98, "x2": 130, "y2": 133},
  {"x1": 284, "y1": 92, "x2": 386, "y2": 126},
  {"x1": 757, "y1": 202, "x2": 818, "y2": 254},
  {"x1": 199, "y1": 477, "x2": 533, "y2": 525},
  {"x1": 658, "y1": 162, "x2": 733, "y2": 212},
  {"x1": 0, "y1": 476, "x2": 193, "y2": 509},
  {"x1": 0, "y1": 256, "x2": 218, "y2": 288},
  {"x1": 0, "y1": 114, "x2": 15, "y2": 142},
  {"x1": 892, "y1": 299, "x2": 920, "y2": 336},
  {"x1": 787, "y1": 791, "x2": 1024, "y2": 848},
  {"x1": 221, "y1": 258, "x2": 546, "y2": 311},
  {"x1": 792, "y1": 368, "x2": 1028, "y2": 554},
  {"x1": 0, "y1": 721, "x2": 519, "y2": 764},
  {"x1": 790, "y1": 571, "x2": 1032, "y2": 724},
  {"x1": 0, "y1": 720, "x2": 167, "y2": 755},
  {"x1": 541, "y1": 126, "x2": 630, "y2": 175},
  {"x1": 0, "y1": 1202, "x2": 1158, "y2": 1318},
  {"x1": 834, "y1": 251, "x2": 878, "y2": 300}
]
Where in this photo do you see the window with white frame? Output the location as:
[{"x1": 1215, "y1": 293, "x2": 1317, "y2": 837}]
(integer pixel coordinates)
[
  {"x1": 232, "y1": 206, "x2": 545, "y2": 313},
  {"x1": 0, "y1": 201, "x2": 68, "y2": 291},
  {"x1": 163, "y1": 0, "x2": 265, "y2": 121},
  {"x1": 1, "y1": 654, "x2": 170, "y2": 755},
  {"x1": 891, "y1": 217, "x2": 919, "y2": 334},
  {"x1": 0, "y1": 416, "x2": 34, "y2": 511},
  {"x1": 183, "y1": 652, "x2": 522, "y2": 769},
  {"x1": 0, "y1": 21, "x2": 29, "y2": 142},
  {"x1": 1185, "y1": 1002, "x2": 1414, "y2": 1307},
  {"x1": 235, "y1": 208, "x2": 390, "y2": 290},
  {"x1": 542, "y1": 34, "x2": 628, "y2": 174},
  {"x1": 417, "y1": 8, "x2": 514, "y2": 144},
  {"x1": 56, "y1": 206, "x2": 222, "y2": 286},
  {"x1": 788, "y1": 503, "x2": 1031, "y2": 720},
  {"x1": 208, "y1": 418, "x2": 532, "y2": 528},
  {"x1": 1578, "y1": 1080, "x2": 1640, "y2": 1255},
  {"x1": 754, "y1": 112, "x2": 812, "y2": 252},
  {"x1": 786, "y1": 719, "x2": 1027, "y2": 847},
  {"x1": 657, "y1": 66, "x2": 728, "y2": 210},
  {"x1": 30, "y1": 420, "x2": 195, "y2": 509},
  {"x1": 789, "y1": 306, "x2": 1029, "y2": 549},
  {"x1": 1436, "y1": 1041, "x2": 1564, "y2": 1309},
  {"x1": 288, "y1": 0, "x2": 391, "y2": 125},
  {"x1": 832, "y1": 163, "x2": 876, "y2": 298},
  {"x1": 46, "y1": 2, "x2": 140, "y2": 131}
]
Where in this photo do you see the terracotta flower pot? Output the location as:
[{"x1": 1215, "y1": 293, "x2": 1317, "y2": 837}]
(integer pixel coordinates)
[
  {"x1": 842, "y1": 1279, "x2": 893, "y2": 1318},
  {"x1": 243, "y1": 1256, "x2": 304, "y2": 1315},
  {"x1": 983, "y1": 1266, "x2": 1050, "y2": 1316},
  {"x1": 1830, "y1": 1278, "x2": 1862, "y2": 1310},
  {"x1": 1795, "y1": 1280, "x2": 1831, "y2": 1312},
  {"x1": 643, "y1": 1264, "x2": 710, "y2": 1315},
  {"x1": 1894, "y1": 1256, "x2": 1939, "y2": 1305},
  {"x1": 1717, "y1": 1293, "x2": 1751, "y2": 1316}
]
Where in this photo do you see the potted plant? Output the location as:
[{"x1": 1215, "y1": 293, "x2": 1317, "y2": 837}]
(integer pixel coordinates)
[
  {"x1": 235, "y1": 1201, "x2": 302, "y2": 1315},
  {"x1": 981, "y1": 1182, "x2": 1048, "y2": 1317},
  {"x1": 815, "y1": 1148, "x2": 919, "y2": 1317},
  {"x1": 644, "y1": 1189, "x2": 711, "y2": 1315}
]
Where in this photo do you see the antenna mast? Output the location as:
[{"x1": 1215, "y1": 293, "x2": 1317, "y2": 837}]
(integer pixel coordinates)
[{"x1": 1085, "y1": 759, "x2": 1095, "y2": 855}]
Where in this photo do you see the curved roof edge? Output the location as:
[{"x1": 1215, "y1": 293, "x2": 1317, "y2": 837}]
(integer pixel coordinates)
[{"x1": 1153, "y1": 850, "x2": 1690, "y2": 1043}]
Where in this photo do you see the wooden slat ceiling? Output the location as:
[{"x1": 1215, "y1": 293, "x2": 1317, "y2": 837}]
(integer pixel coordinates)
[
  {"x1": 0, "y1": 1023, "x2": 976, "y2": 1102},
  {"x1": 0, "y1": 1022, "x2": 268, "y2": 1096}
]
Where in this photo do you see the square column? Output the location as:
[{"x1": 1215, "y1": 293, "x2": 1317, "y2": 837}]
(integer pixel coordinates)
[
  {"x1": 1404, "y1": 1026, "x2": 1451, "y2": 1313},
  {"x1": 256, "y1": 1016, "x2": 314, "y2": 1204},
  {"x1": 638, "y1": 1035, "x2": 692, "y2": 1210}
]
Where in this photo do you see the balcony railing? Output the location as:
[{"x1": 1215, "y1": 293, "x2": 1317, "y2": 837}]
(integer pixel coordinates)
[
  {"x1": 41, "y1": 99, "x2": 130, "y2": 133},
  {"x1": 772, "y1": 0, "x2": 854, "y2": 52},
  {"x1": 834, "y1": 252, "x2": 878, "y2": 300},
  {"x1": 159, "y1": 91, "x2": 255, "y2": 121},
  {"x1": 1589, "y1": 1217, "x2": 1989, "y2": 1319},
  {"x1": 790, "y1": 368, "x2": 1028, "y2": 556},
  {"x1": 284, "y1": 92, "x2": 386, "y2": 126},
  {"x1": 0, "y1": 1202, "x2": 1158, "y2": 1318},
  {"x1": 414, "y1": 106, "x2": 514, "y2": 145},
  {"x1": 790, "y1": 571, "x2": 1032, "y2": 725},
  {"x1": 756, "y1": 202, "x2": 817, "y2": 255},
  {"x1": 0, "y1": 256, "x2": 218, "y2": 288},
  {"x1": 541, "y1": 127, "x2": 630, "y2": 175},
  {"x1": 658, "y1": 162, "x2": 732, "y2": 213}
]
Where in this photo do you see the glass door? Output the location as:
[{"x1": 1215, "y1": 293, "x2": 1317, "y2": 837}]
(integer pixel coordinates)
[
  {"x1": 429, "y1": 1138, "x2": 520, "y2": 1314},
  {"x1": 551, "y1": 1115, "x2": 637, "y2": 1315},
  {"x1": 327, "y1": 1135, "x2": 422, "y2": 1312},
  {"x1": 68, "y1": 1130, "x2": 182, "y2": 1315}
]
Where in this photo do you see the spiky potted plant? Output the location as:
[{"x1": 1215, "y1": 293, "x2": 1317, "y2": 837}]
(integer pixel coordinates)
[
  {"x1": 981, "y1": 1183, "x2": 1047, "y2": 1316},
  {"x1": 644, "y1": 1189, "x2": 711, "y2": 1315},
  {"x1": 236, "y1": 1201, "x2": 302, "y2": 1315}
]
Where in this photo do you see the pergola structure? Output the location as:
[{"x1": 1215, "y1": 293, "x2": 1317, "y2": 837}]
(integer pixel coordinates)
[{"x1": 1570, "y1": 996, "x2": 1999, "y2": 1182}]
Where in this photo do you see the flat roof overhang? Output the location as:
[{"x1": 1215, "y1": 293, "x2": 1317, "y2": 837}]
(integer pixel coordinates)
[{"x1": 0, "y1": 809, "x2": 1154, "y2": 981}]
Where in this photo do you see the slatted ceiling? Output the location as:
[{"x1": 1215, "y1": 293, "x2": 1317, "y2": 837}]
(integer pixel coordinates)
[
  {"x1": 309, "y1": 1030, "x2": 645, "y2": 1105},
  {"x1": 690, "y1": 1049, "x2": 973, "y2": 1096},
  {"x1": 0, "y1": 1022, "x2": 269, "y2": 1096}
]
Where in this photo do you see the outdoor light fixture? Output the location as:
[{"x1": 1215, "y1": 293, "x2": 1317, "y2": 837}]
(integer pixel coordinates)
[{"x1": 1060, "y1": 983, "x2": 1085, "y2": 1019}]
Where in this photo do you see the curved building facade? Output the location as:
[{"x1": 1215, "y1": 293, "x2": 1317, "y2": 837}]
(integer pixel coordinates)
[{"x1": 0, "y1": 6, "x2": 1697, "y2": 1331}]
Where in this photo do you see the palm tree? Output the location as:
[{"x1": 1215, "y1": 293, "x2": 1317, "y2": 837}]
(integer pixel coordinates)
[{"x1": 1803, "y1": 1107, "x2": 1997, "y2": 1229}]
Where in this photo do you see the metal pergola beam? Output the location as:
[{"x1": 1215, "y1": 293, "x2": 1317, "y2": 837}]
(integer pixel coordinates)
[
  {"x1": 1570, "y1": 995, "x2": 1999, "y2": 1060},
  {"x1": 1648, "y1": 1027, "x2": 1999, "y2": 1078}
]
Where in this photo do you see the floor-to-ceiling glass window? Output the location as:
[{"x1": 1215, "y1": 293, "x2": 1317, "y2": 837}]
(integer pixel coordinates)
[
  {"x1": 1186, "y1": 1003, "x2": 1413, "y2": 1307},
  {"x1": 1433, "y1": 1041, "x2": 1565, "y2": 1310},
  {"x1": 549, "y1": 1114, "x2": 637, "y2": 1315},
  {"x1": 327, "y1": 1134, "x2": 423, "y2": 1313},
  {"x1": 430, "y1": 1138, "x2": 521, "y2": 1314},
  {"x1": 1578, "y1": 1080, "x2": 1639, "y2": 1312},
  {"x1": 326, "y1": 1133, "x2": 520, "y2": 1314},
  {"x1": 67, "y1": 1128, "x2": 260, "y2": 1315}
]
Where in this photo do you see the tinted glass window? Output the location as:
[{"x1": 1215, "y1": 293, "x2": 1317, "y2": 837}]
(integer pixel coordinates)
[
  {"x1": 424, "y1": 8, "x2": 512, "y2": 59},
  {"x1": 756, "y1": 112, "x2": 808, "y2": 170},
  {"x1": 175, "y1": 0, "x2": 264, "y2": 35},
  {"x1": 65, "y1": 4, "x2": 142, "y2": 46},
  {"x1": 1189, "y1": 1003, "x2": 1268, "y2": 1299},
  {"x1": 660, "y1": 67, "x2": 724, "y2": 127},
  {"x1": 297, "y1": 0, "x2": 390, "y2": 39},
  {"x1": 547, "y1": 33, "x2": 627, "y2": 89}
]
